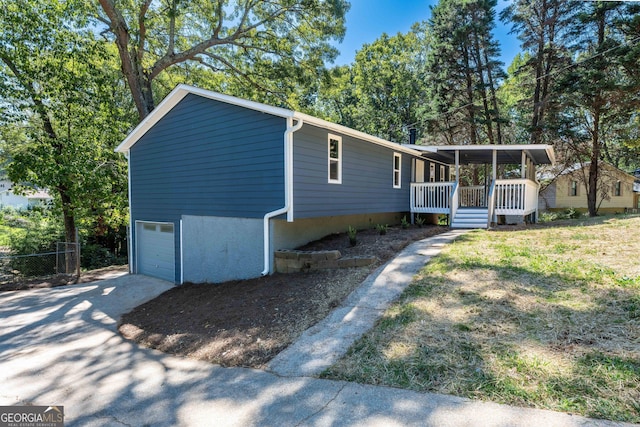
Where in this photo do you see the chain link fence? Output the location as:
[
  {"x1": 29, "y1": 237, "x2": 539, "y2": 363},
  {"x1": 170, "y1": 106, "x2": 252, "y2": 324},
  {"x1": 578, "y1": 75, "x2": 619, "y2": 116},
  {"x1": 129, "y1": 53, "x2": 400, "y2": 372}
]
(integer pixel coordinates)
[{"x1": 0, "y1": 242, "x2": 80, "y2": 287}]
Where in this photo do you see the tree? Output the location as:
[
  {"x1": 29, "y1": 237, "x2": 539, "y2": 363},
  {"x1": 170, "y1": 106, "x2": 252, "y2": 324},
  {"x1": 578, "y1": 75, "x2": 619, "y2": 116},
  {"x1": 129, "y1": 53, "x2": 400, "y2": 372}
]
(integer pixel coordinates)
[
  {"x1": 556, "y1": 2, "x2": 640, "y2": 216},
  {"x1": 426, "y1": 0, "x2": 504, "y2": 146},
  {"x1": 96, "y1": 0, "x2": 348, "y2": 121},
  {"x1": 0, "y1": 0, "x2": 132, "y2": 245},
  {"x1": 350, "y1": 29, "x2": 428, "y2": 143},
  {"x1": 501, "y1": 0, "x2": 577, "y2": 144}
]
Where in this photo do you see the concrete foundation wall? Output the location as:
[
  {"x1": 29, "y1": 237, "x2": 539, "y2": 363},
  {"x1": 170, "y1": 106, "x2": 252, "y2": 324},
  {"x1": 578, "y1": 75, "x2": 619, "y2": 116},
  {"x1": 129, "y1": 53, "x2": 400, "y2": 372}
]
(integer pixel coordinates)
[
  {"x1": 272, "y1": 212, "x2": 404, "y2": 254},
  {"x1": 181, "y1": 215, "x2": 264, "y2": 284}
]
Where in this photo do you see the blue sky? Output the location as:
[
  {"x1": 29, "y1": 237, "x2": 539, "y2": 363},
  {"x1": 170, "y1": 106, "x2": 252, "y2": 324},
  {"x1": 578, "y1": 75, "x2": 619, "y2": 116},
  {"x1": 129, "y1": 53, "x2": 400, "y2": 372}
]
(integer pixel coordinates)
[{"x1": 332, "y1": 0, "x2": 520, "y2": 69}]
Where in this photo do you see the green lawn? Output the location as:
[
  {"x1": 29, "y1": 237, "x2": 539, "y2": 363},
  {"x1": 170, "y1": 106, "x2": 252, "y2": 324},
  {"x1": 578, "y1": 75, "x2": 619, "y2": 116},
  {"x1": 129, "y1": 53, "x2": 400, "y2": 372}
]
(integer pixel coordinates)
[{"x1": 321, "y1": 215, "x2": 640, "y2": 423}]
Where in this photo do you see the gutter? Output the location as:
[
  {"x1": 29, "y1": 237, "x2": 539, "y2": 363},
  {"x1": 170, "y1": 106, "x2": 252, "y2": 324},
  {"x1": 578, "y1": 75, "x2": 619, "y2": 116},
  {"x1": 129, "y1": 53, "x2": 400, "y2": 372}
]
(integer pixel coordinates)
[{"x1": 261, "y1": 116, "x2": 303, "y2": 276}]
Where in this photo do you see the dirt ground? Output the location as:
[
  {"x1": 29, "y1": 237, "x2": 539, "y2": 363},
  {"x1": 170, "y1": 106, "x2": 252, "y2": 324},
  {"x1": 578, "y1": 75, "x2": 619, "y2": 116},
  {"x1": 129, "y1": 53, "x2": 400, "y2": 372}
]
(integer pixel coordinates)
[{"x1": 118, "y1": 225, "x2": 447, "y2": 368}]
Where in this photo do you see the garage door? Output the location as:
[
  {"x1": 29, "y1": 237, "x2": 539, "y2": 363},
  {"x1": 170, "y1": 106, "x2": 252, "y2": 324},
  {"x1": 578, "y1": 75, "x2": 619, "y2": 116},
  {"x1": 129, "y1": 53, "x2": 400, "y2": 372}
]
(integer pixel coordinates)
[{"x1": 137, "y1": 221, "x2": 175, "y2": 282}]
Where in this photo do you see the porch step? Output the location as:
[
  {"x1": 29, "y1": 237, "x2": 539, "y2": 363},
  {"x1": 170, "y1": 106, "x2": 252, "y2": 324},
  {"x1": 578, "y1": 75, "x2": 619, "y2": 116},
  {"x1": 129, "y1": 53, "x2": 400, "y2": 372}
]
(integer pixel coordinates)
[{"x1": 451, "y1": 208, "x2": 489, "y2": 229}]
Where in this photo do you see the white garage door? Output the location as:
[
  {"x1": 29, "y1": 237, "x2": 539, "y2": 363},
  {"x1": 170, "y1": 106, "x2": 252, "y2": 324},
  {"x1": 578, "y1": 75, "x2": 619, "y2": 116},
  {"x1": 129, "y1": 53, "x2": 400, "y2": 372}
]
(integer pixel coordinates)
[{"x1": 137, "y1": 221, "x2": 175, "y2": 282}]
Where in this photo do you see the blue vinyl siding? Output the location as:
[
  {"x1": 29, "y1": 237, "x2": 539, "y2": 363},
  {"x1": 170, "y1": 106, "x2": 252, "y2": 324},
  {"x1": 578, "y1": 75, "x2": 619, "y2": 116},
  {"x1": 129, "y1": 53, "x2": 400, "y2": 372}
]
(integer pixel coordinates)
[
  {"x1": 129, "y1": 94, "x2": 286, "y2": 282},
  {"x1": 293, "y1": 124, "x2": 418, "y2": 218},
  {"x1": 130, "y1": 94, "x2": 286, "y2": 221}
]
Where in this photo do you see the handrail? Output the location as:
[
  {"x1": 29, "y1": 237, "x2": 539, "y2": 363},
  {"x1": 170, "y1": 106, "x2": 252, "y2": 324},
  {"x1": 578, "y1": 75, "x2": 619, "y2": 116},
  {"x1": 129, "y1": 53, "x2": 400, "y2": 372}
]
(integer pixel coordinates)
[
  {"x1": 487, "y1": 180, "x2": 496, "y2": 228},
  {"x1": 450, "y1": 181, "x2": 459, "y2": 226}
]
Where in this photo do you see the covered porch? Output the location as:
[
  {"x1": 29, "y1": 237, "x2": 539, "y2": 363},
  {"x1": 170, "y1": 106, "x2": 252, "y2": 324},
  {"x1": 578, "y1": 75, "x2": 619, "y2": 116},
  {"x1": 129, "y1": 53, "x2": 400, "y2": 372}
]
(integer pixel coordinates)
[{"x1": 404, "y1": 144, "x2": 555, "y2": 229}]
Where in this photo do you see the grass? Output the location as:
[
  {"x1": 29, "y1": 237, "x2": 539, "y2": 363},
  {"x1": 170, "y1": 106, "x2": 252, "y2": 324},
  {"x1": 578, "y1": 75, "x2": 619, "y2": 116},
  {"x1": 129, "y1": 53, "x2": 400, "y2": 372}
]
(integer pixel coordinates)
[{"x1": 321, "y1": 215, "x2": 640, "y2": 422}]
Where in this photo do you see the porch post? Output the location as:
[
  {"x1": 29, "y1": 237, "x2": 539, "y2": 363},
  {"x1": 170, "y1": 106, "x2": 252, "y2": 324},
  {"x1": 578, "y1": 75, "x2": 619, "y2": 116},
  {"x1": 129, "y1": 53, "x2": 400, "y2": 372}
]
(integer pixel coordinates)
[
  {"x1": 521, "y1": 151, "x2": 526, "y2": 179},
  {"x1": 455, "y1": 150, "x2": 460, "y2": 184},
  {"x1": 492, "y1": 150, "x2": 497, "y2": 181}
]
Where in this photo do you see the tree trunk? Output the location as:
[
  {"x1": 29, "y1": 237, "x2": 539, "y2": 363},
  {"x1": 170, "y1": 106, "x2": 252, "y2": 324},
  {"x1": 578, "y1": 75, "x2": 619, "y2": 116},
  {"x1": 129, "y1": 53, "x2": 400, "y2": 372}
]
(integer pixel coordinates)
[{"x1": 462, "y1": 45, "x2": 478, "y2": 145}]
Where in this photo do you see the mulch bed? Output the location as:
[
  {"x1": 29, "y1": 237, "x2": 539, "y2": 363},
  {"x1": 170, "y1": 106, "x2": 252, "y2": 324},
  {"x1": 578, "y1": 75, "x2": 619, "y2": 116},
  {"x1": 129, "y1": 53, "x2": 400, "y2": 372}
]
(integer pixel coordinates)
[{"x1": 119, "y1": 225, "x2": 447, "y2": 368}]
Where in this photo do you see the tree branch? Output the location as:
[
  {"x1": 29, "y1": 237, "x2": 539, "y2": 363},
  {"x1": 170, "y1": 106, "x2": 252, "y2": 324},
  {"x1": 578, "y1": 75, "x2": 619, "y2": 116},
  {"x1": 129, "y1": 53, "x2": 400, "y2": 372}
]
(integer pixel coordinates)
[
  {"x1": 0, "y1": 52, "x2": 57, "y2": 140},
  {"x1": 138, "y1": 0, "x2": 153, "y2": 65}
]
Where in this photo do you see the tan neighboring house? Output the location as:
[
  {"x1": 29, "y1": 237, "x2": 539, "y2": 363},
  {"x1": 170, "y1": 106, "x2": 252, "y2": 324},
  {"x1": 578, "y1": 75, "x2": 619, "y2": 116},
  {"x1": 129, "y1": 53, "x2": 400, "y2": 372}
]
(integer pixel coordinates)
[{"x1": 539, "y1": 162, "x2": 640, "y2": 214}]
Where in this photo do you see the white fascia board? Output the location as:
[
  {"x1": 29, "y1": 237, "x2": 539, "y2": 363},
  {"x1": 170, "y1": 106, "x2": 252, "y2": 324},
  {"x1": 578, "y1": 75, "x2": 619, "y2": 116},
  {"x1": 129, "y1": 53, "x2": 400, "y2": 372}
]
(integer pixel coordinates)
[
  {"x1": 115, "y1": 83, "x2": 421, "y2": 157},
  {"x1": 297, "y1": 112, "x2": 423, "y2": 156}
]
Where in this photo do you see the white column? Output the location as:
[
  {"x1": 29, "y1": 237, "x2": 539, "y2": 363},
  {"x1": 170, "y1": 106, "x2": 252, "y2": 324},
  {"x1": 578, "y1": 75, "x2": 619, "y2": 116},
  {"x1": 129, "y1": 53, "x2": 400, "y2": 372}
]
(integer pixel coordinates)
[
  {"x1": 492, "y1": 150, "x2": 497, "y2": 181},
  {"x1": 521, "y1": 151, "x2": 526, "y2": 179},
  {"x1": 455, "y1": 150, "x2": 460, "y2": 184}
]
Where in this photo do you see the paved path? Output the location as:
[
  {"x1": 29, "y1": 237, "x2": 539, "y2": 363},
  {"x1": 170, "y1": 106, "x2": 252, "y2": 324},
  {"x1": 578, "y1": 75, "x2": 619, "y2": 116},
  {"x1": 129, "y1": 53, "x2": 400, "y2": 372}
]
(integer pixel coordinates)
[
  {"x1": 268, "y1": 230, "x2": 468, "y2": 376},
  {"x1": 0, "y1": 238, "x2": 636, "y2": 426}
]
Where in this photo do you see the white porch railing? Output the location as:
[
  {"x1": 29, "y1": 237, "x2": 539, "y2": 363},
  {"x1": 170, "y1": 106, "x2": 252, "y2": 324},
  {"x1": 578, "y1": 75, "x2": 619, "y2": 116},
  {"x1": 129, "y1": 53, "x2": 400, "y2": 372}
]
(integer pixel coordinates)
[
  {"x1": 459, "y1": 185, "x2": 487, "y2": 207},
  {"x1": 410, "y1": 182, "x2": 454, "y2": 213},
  {"x1": 494, "y1": 179, "x2": 539, "y2": 215},
  {"x1": 411, "y1": 179, "x2": 540, "y2": 219}
]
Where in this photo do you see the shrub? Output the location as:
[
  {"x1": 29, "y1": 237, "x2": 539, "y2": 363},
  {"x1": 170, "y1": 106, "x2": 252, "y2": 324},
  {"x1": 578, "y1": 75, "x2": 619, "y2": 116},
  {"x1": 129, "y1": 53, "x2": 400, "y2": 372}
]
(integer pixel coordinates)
[
  {"x1": 376, "y1": 224, "x2": 388, "y2": 235},
  {"x1": 347, "y1": 226, "x2": 357, "y2": 247},
  {"x1": 401, "y1": 216, "x2": 410, "y2": 229}
]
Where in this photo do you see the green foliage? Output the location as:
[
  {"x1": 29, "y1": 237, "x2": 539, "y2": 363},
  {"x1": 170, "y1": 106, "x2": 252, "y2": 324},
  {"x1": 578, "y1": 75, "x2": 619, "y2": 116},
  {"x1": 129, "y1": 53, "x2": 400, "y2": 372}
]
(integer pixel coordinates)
[
  {"x1": 376, "y1": 224, "x2": 388, "y2": 235},
  {"x1": 97, "y1": 0, "x2": 349, "y2": 119},
  {"x1": 347, "y1": 225, "x2": 357, "y2": 247},
  {"x1": 426, "y1": 0, "x2": 505, "y2": 145},
  {"x1": 0, "y1": 0, "x2": 132, "y2": 246},
  {"x1": 7, "y1": 212, "x2": 64, "y2": 277},
  {"x1": 400, "y1": 216, "x2": 410, "y2": 229}
]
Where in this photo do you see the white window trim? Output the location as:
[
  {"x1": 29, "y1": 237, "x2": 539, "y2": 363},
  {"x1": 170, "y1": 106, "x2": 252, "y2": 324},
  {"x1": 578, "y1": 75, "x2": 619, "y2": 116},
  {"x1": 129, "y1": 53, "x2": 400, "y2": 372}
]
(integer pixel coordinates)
[
  {"x1": 393, "y1": 152, "x2": 402, "y2": 189},
  {"x1": 328, "y1": 134, "x2": 342, "y2": 184},
  {"x1": 439, "y1": 165, "x2": 446, "y2": 182},
  {"x1": 429, "y1": 163, "x2": 436, "y2": 183}
]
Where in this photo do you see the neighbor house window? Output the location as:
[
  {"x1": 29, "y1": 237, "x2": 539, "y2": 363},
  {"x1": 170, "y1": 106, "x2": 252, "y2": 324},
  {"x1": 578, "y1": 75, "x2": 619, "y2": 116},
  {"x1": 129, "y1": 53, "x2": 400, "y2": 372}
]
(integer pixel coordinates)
[
  {"x1": 393, "y1": 153, "x2": 402, "y2": 188},
  {"x1": 614, "y1": 181, "x2": 622, "y2": 197},
  {"x1": 429, "y1": 163, "x2": 435, "y2": 182},
  {"x1": 439, "y1": 165, "x2": 446, "y2": 182},
  {"x1": 328, "y1": 134, "x2": 342, "y2": 184},
  {"x1": 569, "y1": 180, "x2": 579, "y2": 196}
]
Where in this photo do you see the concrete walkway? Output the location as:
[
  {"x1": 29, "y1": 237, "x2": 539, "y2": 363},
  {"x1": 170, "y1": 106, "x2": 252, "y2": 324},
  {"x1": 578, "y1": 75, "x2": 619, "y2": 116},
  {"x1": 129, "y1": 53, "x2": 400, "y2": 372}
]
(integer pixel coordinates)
[
  {"x1": 0, "y1": 237, "x2": 636, "y2": 426},
  {"x1": 268, "y1": 229, "x2": 468, "y2": 376}
]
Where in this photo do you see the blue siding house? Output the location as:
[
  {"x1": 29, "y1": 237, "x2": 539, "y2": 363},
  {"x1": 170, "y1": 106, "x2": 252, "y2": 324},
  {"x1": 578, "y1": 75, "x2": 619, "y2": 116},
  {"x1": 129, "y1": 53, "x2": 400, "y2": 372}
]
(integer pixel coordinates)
[{"x1": 116, "y1": 85, "x2": 431, "y2": 283}]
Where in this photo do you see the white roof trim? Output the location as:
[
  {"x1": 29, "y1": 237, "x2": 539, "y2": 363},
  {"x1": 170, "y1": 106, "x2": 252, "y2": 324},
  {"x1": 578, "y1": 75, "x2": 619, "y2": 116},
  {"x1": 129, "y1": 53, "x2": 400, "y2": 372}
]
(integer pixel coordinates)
[
  {"x1": 115, "y1": 84, "x2": 422, "y2": 156},
  {"x1": 401, "y1": 143, "x2": 556, "y2": 164}
]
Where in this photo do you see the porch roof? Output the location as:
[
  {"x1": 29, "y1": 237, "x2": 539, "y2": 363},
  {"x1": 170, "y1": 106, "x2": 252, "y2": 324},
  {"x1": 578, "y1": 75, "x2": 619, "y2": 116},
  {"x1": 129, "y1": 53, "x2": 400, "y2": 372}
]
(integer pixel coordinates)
[{"x1": 401, "y1": 144, "x2": 555, "y2": 165}]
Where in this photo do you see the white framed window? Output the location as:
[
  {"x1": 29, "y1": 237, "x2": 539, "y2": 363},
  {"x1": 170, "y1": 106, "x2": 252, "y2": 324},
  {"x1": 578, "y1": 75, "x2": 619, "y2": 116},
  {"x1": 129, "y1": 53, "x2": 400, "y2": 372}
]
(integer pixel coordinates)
[
  {"x1": 429, "y1": 163, "x2": 435, "y2": 182},
  {"x1": 393, "y1": 153, "x2": 402, "y2": 188},
  {"x1": 614, "y1": 181, "x2": 622, "y2": 197},
  {"x1": 569, "y1": 180, "x2": 579, "y2": 196},
  {"x1": 439, "y1": 165, "x2": 446, "y2": 182},
  {"x1": 328, "y1": 134, "x2": 342, "y2": 184}
]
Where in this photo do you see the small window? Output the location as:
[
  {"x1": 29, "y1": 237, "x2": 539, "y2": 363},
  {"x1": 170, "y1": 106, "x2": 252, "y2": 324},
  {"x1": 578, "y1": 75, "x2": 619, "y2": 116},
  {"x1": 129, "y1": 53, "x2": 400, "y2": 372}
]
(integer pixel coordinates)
[
  {"x1": 569, "y1": 180, "x2": 578, "y2": 196},
  {"x1": 328, "y1": 134, "x2": 342, "y2": 184},
  {"x1": 143, "y1": 223, "x2": 156, "y2": 231},
  {"x1": 160, "y1": 224, "x2": 174, "y2": 233},
  {"x1": 393, "y1": 153, "x2": 402, "y2": 188},
  {"x1": 429, "y1": 163, "x2": 435, "y2": 182},
  {"x1": 614, "y1": 181, "x2": 622, "y2": 197},
  {"x1": 439, "y1": 165, "x2": 446, "y2": 182}
]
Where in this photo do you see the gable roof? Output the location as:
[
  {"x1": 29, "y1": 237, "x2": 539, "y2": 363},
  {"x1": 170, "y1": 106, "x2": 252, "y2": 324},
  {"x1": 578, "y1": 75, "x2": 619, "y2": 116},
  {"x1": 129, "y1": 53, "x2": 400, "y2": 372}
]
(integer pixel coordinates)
[{"x1": 115, "y1": 84, "x2": 423, "y2": 156}]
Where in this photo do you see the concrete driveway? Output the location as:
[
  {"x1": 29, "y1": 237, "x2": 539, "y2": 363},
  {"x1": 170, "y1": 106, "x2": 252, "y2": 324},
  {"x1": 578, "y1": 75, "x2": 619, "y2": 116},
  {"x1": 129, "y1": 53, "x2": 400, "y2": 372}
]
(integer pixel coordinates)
[{"x1": 0, "y1": 274, "x2": 634, "y2": 427}]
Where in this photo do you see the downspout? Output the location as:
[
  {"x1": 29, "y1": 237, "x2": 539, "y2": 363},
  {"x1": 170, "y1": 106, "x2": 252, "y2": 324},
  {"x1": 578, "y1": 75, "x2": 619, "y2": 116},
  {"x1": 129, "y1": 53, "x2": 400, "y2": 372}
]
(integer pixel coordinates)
[
  {"x1": 261, "y1": 116, "x2": 304, "y2": 276},
  {"x1": 124, "y1": 151, "x2": 134, "y2": 274}
]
